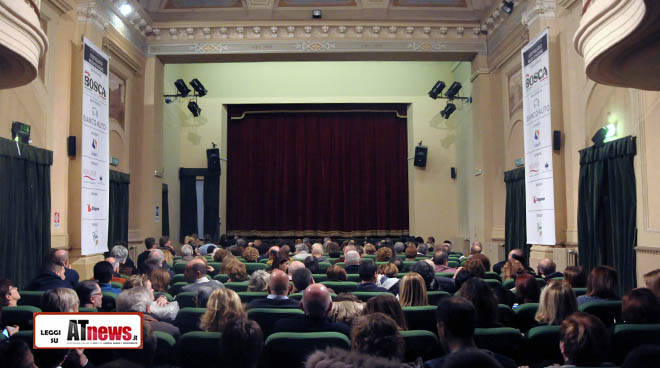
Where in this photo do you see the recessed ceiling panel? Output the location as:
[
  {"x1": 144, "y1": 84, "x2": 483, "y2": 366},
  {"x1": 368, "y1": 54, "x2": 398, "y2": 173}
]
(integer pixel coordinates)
[
  {"x1": 165, "y1": 0, "x2": 242, "y2": 8},
  {"x1": 392, "y1": 0, "x2": 465, "y2": 7},
  {"x1": 278, "y1": 0, "x2": 357, "y2": 7}
]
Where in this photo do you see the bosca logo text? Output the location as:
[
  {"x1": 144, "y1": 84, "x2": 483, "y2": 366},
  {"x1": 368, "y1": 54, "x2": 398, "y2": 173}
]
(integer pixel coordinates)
[
  {"x1": 525, "y1": 67, "x2": 548, "y2": 90},
  {"x1": 84, "y1": 70, "x2": 107, "y2": 99}
]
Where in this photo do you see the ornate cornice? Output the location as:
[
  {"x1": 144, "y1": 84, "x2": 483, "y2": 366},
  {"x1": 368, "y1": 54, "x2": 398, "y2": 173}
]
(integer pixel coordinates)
[
  {"x1": 44, "y1": 0, "x2": 74, "y2": 15},
  {"x1": 557, "y1": 0, "x2": 580, "y2": 10},
  {"x1": 76, "y1": 0, "x2": 148, "y2": 51},
  {"x1": 103, "y1": 32, "x2": 145, "y2": 73},
  {"x1": 521, "y1": 0, "x2": 557, "y2": 27}
]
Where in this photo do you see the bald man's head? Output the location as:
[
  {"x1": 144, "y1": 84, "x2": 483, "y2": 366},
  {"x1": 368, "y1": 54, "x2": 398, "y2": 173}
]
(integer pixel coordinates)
[
  {"x1": 269, "y1": 269, "x2": 291, "y2": 296},
  {"x1": 105, "y1": 257, "x2": 119, "y2": 272},
  {"x1": 288, "y1": 261, "x2": 305, "y2": 276},
  {"x1": 537, "y1": 258, "x2": 556, "y2": 277},
  {"x1": 53, "y1": 249, "x2": 69, "y2": 267},
  {"x1": 185, "y1": 258, "x2": 208, "y2": 282},
  {"x1": 302, "y1": 284, "x2": 332, "y2": 319},
  {"x1": 508, "y1": 248, "x2": 524, "y2": 261}
]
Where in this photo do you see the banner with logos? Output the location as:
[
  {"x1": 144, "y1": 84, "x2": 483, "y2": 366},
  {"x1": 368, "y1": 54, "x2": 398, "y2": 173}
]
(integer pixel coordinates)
[
  {"x1": 81, "y1": 38, "x2": 110, "y2": 255},
  {"x1": 522, "y1": 30, "x2": 556, "y2": 245}
]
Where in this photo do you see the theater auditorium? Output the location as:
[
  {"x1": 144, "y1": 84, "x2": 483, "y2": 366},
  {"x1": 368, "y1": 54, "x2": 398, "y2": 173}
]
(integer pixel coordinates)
[{"x1": 1, "y1": 0, "x2": 660, "y2": 367}]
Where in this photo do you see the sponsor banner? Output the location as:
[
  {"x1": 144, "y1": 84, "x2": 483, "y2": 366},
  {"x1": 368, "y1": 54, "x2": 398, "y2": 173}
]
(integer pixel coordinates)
[
  {"x1": 522, "y1": 30, "x2": 556, "y2": 245},
  {"x1": 34, "y1": 313, "x2": 142, "y2": 349},
  {"x1": 81, "y1": 38, "x2": 110, "y2": 255}
]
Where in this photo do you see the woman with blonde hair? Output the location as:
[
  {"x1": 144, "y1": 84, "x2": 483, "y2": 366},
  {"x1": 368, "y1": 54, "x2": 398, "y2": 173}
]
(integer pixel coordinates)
[
  {"x1": 149, "y1": 268, "x2": 171, "y2": 293},
  {"x1": 398, "y1": 272, "x2": 428, "y2": 307},
  {"x1": 200, "y1": 288, "x2": 246, "y2": 332},
  {"x1": 501, "y1": 259, "x2": 525, "y2": 281},
  {"x1": 242, "y1": 247, "x2": 260, "y2": 263},
  {"x1": 535, "y1": 280, "x2": 577, "y2": 325}
]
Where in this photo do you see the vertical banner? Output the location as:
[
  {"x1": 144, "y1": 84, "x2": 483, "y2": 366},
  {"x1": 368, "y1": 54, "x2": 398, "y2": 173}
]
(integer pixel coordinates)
[
  {"x1": 81, "y1": 38, "x2": 110, "y2": 255},
  {"x1": 522, "y1": 30, "x2": 556, "y2": 245}
]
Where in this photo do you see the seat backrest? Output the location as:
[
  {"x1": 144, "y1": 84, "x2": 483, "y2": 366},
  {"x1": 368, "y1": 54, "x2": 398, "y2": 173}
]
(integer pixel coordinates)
[
  {"x1": 448, "y1": 261, "x2": 460, "y2": 268},
  {"x1": 79, "y1": 307, "x2": 99, "y2": 312},
  {"x1": 101, "y1": 292, "x2": 117, "y2": 312},
  {"x1": 428, "y1": 291, "x2": 450, "y2": 306},
  {"x1": 578, "y1": 300, "x2": 622, "y2": 327},
  {"x1": 484, "y1": 272, "x2": 502, "y2": 282},
  {"x1": 245, "y1": 263, "x2": 266, "y2": 274},
  {"x1": 484, "y1": 279, "x2": 502, "y2": 288},
  {"x1": 17, "y1": 290, "x2": 44, "y2": 307},
  {"x1": 175, "y1": 291, "x2": 197, "y2": 308},
  {"x1": 153, "y1": 331, "x2": 177, "y2": 366},
  {"x1": 173, "y1": 262, "x2": 187, "y2": 274},
  {"x1": 611, "y1": 323, "x2": 660, "y2": 364},
  {"x1": 317, "y1": 262, "x2": 331, "y2": 273},
  {"x1": 289, "y1": 292, "x2": 336, "y2": 301},
  {"x1": 402, "y1": 261, "x2": 417, "y2": 272},
  {"x1": 154, "y1": 291, "x2": 174, "y2": 301},
  {"x1": 264, "y1": 332, "x2": 350, "y2": 368},
  {"x1": 171, "y1": 273, "x2": 186, "y2": 284},
  {"x1": 174, "y1": 307, "x2": 206, "y2": 333},
  {"x1": 522, "y1": 325, "x2": 562, "y2": 365},
  {"x1": 320, "y1": 281, "x2": 357, "y2": 293},
  {"x1": 474, "y1": 327, "x2": 523, "y2": 361},
  {"x1": 351, "y1": 292, "x2": 390, "y2": 302},
  {"x1": 402, "y1": 305, "x2": 437, "y2": 333},
  {"x1": 535, "y1": 278, "x2": 547, "y2": 289},
  {"x1": 168, "y1": 281, "x2": 189, "y2": 295},
  {"x1": 208, "y1": 262, "x2": 222, "y2": 272},
  {"x1": 247, "y1": 308, "x2": 305, "y2": 337},
  {"x1": 177, "y1": 331, "x2": 222, "y2": 368},
  {"x1": 225, "y1": 281, "x2": 249, "y2": 292},
  {"x1": 213, "y1": 274, "x2": 229, "y2": 283},
  {"x1": 401, "y1": 330, "x2": 441, "y2": 362},
  {"x1": 514, "y1": 303, "x2": 539, "y2": 332},
  {"x1": 1, "y1": 306, "x2": 40, "y2": 330},
  {"x1": 435, "y1": 272, "x2": 454, "y2": 278},
  {"x1": 312, "y1": 274, "x2": 327, "y2": 283},
  {"x1": 497, "y1": 304, "x2": 515, "y2": 327},
  {"x1": 573, "y1": 287, "x2": 587, "y2": 297},
  {"x1": 502, "y1": 279, "x2": 515, "y2": 289},
  {"x1": 238, "y1": 291, "x2": 268, "y2": 304}
]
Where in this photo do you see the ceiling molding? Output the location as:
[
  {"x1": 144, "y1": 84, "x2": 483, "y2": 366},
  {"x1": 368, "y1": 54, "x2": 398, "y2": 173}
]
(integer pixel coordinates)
[
  {"x1": 488, "y1": 23, "x2": 529, "y2": 71},
  {"x1": 557, "y1": 0, "x2": 580, "y2": 9},
  {"x1": 521, "y1": 0, "x2": 557, "y2": 27},
  {"x1": 43, "y1": 0, "x2": 74, "y2": 15},
  {"x1": 103, "y1": 31, "x2": 146, "y2": 74}
]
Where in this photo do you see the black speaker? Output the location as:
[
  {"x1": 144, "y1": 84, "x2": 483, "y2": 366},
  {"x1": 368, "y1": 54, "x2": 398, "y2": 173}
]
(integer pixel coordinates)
[
  {"x1": 67, "y1": 136, "x2": 76, "y2": 157},
  {"x1": 414, "y1": 146, "x2": 428, "y2": 168},
  {"x1": 451, "y1": 167, "x2": 456, "y2": 179},
  {"x1": 207, "y1": 148, "x2": 220, "y2": 173},
  {"x1": 553, "y1": 130, "x2": 561, "y2": 151}
]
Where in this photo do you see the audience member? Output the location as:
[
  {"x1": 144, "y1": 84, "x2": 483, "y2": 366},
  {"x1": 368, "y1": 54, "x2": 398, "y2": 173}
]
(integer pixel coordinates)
[
  {"x1": 0, "y1": 279, "x2": 21, "y2": 308},
  {"x1": 272, "y1": 284, "x2": 350, "y2": 336},
  {"x1": 411, "y1": 260, "x2": 456, "y2": 294},
  {"x1": 363, "y1": 243, "x2": 377, "y2": 256},
  {"x1": 399, "y1": 272, "x2": 428, "y2": 307},
  {"x1": 501, "y1": 259, "x2": 525, "y2": 282},
  {"x1": 248, "y1": 270, "x2": 270, "y2": 292},
  {"x1": 376, "y1": 263, "x2": 400, "y2": 293},
  {"x1": 326, "y1": 242, "x2": 341, "y2": 259},
  {"x1": 75, "y1": 280, "x2": 102, "y2": 309},
  {"x1": 181, "y1": 244, "x2": 195, "y2": 262},
  {"x1": 200, "y1": 288, "x2": 246, "y2": 333},
  {"x1": 577, "y1": 265, "x2": 619, "y2": 306},
  {"x1": 113, "y1": 324, "x2": 157, "y2": 368},
  {"x1": 471, "y1": 254, "x2": 491, "y2": 272},
  {"x1": 213, "y1": 247, "x2": 228, "y2": 263},
  {"x1": 293, "y1": 243, "x2": 312, "y2": 261},
  {"x1": 463, "y1": 257, "x2": 486, "y2": 279},
  {"x1": 41, "y1": 288, "x2": 79, "y2": 312},
  {"x1": 247, "y1": 269, "x2": 299, "y2": 309},
  {"x1": 564, "y1": 266, "x2": 587, "y2": 288},
  {"x1": 292, "y1": 267, "x2": 314, "y2": 293},
  {"x1": 326, "y1": 265, "x2": 348, "y2": 281},
  {"x1": 220, "y1": 318, "x2": 264, "y2": 368},
  {"x1": 344, "y1": 250, "x2": 360, "y2": 274},
  {"x1": 104, "y1": 257, "x2": 126, "y2": 285},
  {"x1": 0, "y1": 339, "x2": 36, "y2": 368},
  {"x1": 433, "y1": 250, "x2": 457, "y2": 274},
  {"x1": 621, "y1": 288, "x2": 660, "y2": 324},
  {"x1": 147, "y1": 249, "x2": 174, "y2": 277},
  {"x1": 535, "y1": 280, "x2": 577, "y2": 325},
  {"x1": 376, "y1": 247, "x2": 393, "y2": 262},
  {"x1": 459, "y1": 278, "x2": 499, "y2": 328},
  {"x1": 559, "y1": 312, "x2": 610, "y2": 367},
  {"x1": 643, "y1": 268, "x2": 660, "y2": 298},
  {"x1": 311, "y1": 243, "x2": 327, "y2": 262},
  {"x1": 356, "y1": 260, "x2": 390, "y2": 293},
  {"x1": 424, "y1": 296, "x2": 516, "y2": 368},
  {"x1": 404, "y1": 245, "x2": 418, "y2": 260},
  {"x1": 149, "y1": 268, "x2": 171, "y2": 293},
  {"x1": 117, "y1": 286, "x2": 180, "y2": 338},
  {"x1": 351, "y1": 313, "x2": 404, "y2": 361},
  {"x1": 225, "y1": 260, "x2": 248, "y2": 282},
  {"x1": 394, "y1": 241, "x2": 405, "y2": 255},
  {"x1": 492, "y1": 248, "x2": 524, "y2": 274},
  {"x1": 110, "y1": 244, "x2": 135, "y2": 276},
  {"x1": 182, "y1": 258, "x2": 224, "y2": 293},
  {"x1": 94, "y1": 261, "x2": 122, "y2": 295},
  {"x1": 514, "y1": 272, "x2": 540, "y2": 304},
  {"x1": 304, "y1": 256, "x2": 320, "y2": 274},
  {"x1": 537, "y1": 258, "x2": 563, "y2": 280},
  {"x1": 459, "y1": 241, "x2": 482, "y2": 262},
  {"x1": 27, "y1": 262, "x2": 71, "y2": 291},
  {"x1": 137, "y1": 237, "x2": 156, "y2": 274},
  {"x1": 49, "y1": 249, "x2": 80, "y2": 288},
  {"x1": 305, "y1": 348, "x2": 404, "y2": 368},
  {"x1": 364, "y1": 293, "x2": 408, "y2": 330},
  {"x1": 242, "y1": 247, "x2": 259, "y2": 263},
  {"x1": 622, "y1": 345, "x2": 660, "y2": 368},
  {"x1": 287, "y1": 260, "x2": 306, "y2": 280},
  {"x1": 329, "y1": 293, "x2": 364, "y2": 326}
]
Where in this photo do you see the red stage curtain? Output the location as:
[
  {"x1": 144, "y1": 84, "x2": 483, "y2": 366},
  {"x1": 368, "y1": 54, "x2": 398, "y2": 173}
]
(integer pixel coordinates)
[{"x1": 227, "y1": 104, "x2": 409, "y2": 237}]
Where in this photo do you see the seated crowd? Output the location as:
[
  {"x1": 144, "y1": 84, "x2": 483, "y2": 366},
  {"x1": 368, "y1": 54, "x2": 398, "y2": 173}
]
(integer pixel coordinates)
[{"x1": 1, "y1": 235, "x2": 660, "y2": 368}]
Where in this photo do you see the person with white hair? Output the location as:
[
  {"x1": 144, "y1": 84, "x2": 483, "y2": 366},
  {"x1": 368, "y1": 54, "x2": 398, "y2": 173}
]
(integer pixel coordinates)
[
  {"x1": 344, "y1": 250, "x2": 360, "y2": 274},
  {"x1": 311, "y1": 243, "x2": 327, "y2": 262},
  {"x1": 248, "y1": 270, "x2": 270, "y2": 292},
  {"x1": 293, "y1": 243, "x2": 311, "y2": 261},
  {"x1": 393, "y1": 242, "x2": 405, "y2": 255},
  {"x1": 271, "y1": 283, "x2": 350, "y2": 336},
  {"x1": 146, "y1": 249, "x2": 175, "y2": 277},
  {"x1": 110, "y1": 244, "x2": 135, "y2": 275},
  {"x1": 181, "y1": 244, "x2": 195, "y2": 261},
  {"x1": 116, "y1": 287, "x2": 180, "y2": 339}
]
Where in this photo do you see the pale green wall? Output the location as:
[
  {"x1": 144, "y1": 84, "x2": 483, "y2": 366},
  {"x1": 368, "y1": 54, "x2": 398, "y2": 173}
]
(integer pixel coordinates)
[{"x1": 163, "y1": 61, "x2": 470, "y2": 241}]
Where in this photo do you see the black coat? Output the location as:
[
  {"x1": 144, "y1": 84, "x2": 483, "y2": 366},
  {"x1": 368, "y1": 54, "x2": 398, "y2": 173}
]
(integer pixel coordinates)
[{"x1": 27, "y1": 271, "x2": 73, "y2": 291}]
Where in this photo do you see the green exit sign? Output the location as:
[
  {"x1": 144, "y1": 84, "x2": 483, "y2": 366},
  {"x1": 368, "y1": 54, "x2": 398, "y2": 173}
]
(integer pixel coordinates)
[
  {"x1": 514, "y1": 158, "x2": 524, "y2": 167},
  {"x1": 111, "y1": 157, "x2": 119, "y2": 166}
]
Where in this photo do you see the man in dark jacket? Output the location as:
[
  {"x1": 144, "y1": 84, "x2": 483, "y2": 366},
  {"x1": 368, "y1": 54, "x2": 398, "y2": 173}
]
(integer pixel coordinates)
[
  {"x1": 356, "y1": 260, "x2": 390, "y2": 293},
  {"x1": 247, "y1": 269, "x2": 299, "y2": 309},
  {"x1": 27, "y1": 263, "x2": 72, "y2": 291},
  {"x1": 137, "y1": 237, "x2": 156, "y2": 274},
  {"x1": 537, "y1": 258, "x2": 563, "y2": 280}
]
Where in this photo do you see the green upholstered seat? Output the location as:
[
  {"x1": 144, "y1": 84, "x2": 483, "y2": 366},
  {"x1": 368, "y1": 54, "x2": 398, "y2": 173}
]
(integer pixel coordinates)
[
  {"x1": 168, "y1": 282, "x2": 189, "y2": 296},
  {"x1": 264, "y1": 332, "x2": 350, "y2": 368},
  {"x1": 573, "y1": 287, "x2": 587, "y2": 297},
  {"x1": 402, "y1": 305, "x2": 437, "y2": 333},
  {"x1": 154, "y1": 291, "x2": 174, "y2": 301},
  {"x1": 514, "y1": 303, "x2": 539, "y2": 332},
  {"x1": 1, "y1": 306, "x2": 40, "y2": 330},
  {"x1": 238, "y1": 291, "x2": 268, "y2": 303},
  {"x1": 484, "y1": 279, "x2": 502, "y2": 288},
  {"x1": 173, "y1": 262, "x2": 187, "y2": 274},
  {"x1": 174, "y1": 307, "x2": 205, "y2": 333},
  {"x1": 401, "y1": 329, "x2": 441, "y2": 362},
  {"x1": 320, "y1": 281, "x2": 357, "y2": 293},
  {"x1": 177, "y1": 331, "x2": 223, "y2": 368},
  {"x1": 245, "y1": 262, "x2": 267, "y2": 274},
  {"x1": 611, "y1": 323, "x2": 660, "y2": 364},
  {"x1": 351, "y1": 291, "x2": 390, "y2": 302},
  {"x1": 17, "y1": 290, "x2": 43, "y2": 308},
  {"x1": 522, "y1": 325, "x2": 562, "y2": 365},
  {"x1": 213, "y1": 274, "x2": 229, "y2": 283},
  {"x1": 289, "y1": 292, "x2": 336, "y2": 301},
  {"x1": 428, "y1": 291, "x2": 450, "y2": 306},
  {"x1": 175, "y1": 291, "x2": 197, "y2": 308},
  {"x1": 484, "y1": 272, "x2": 502, "y2": 282},
  {"x1": 110, "y1": 281, "x2": 123, "y2": 289},
  {"x1": 474, "y1": 327, "x2": 523, "y2": 361},
  {"x1": 225, "y1": 281, "x2": 249, "y2": 292},
  {"x1": 497, "y1": 304, "x2": 515, "y2": 327},
  {"x1": 78, "y1": 307, "x2": 98, "y2": 312},
  {"x1": 317, "y1": 262, "x2": 331, "y2": 273},
  {"x1": 101, "y1": 292, "x2": 117, "y2": 312},
  {"x1": 312, "y1": 274, "x2": 327, "y2": 283},
  {"x1": 247, "y1": 308, "x2": 304, "y2": 337},
  {"x1": 153, "y1": 331, "x2": 177, "y2": 366},
  {"x1": 171, "y1": 273, "x2": 186, "y2": 284},
  {"x1": 578, "y1": 300, "x2": 622, "y2": 327}
]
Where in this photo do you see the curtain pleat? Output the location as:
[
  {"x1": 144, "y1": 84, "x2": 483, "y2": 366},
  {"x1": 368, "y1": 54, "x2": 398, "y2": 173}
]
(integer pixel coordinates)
[
  {"x1": 108, "y1": 170, "x2": 130, "y2": 249},
  {"x1": 504, "y1": 167, "x2": 528, "y2": 263},
  {"x1": 0, "y1": 138, "x2": 52, "y2": 288},
  {"x1": 203, "y1": 173, "x2": 220, "y2": 241},
  {"x1": 179, "y1": 170, "x2": 198, "y2": 243}
]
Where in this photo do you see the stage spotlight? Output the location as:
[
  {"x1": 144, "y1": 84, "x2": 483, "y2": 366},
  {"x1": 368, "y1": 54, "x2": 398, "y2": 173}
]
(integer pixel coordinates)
[
  {"x1": 175, "y1": 79, "x2": 191, "y2": 97},
  {"x1": 428, "y1": 81, "x2": 446, "y2": 99},
  {"x1": 444, "y1": 82, "x2": 462, "y2": 100},
  {"x1": 189, "y1": 78, "x2": 207, "y2": 97},
  {"x1": 188, "y1": 101, "x2": 201, "y2": 117},
  {"x1": 501, "y1": 0, "x2": 514, "y2": 14},
  {"x1": 440, "y1": 103, "x2": 456, "y2": 119},
  {"x1": 591, "y1": 127, "x2": 607, "y2": 146}
]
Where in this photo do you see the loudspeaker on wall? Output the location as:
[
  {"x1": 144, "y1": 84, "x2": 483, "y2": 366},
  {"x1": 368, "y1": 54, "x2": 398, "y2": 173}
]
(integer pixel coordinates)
[
  {"x1": 451, "y1": 167, "x2": 456, "y2": 179},
  {"x1": 67, "y1": 136, "x2": 76, "y2": 157},
  {"x1": 414, "y1": 146, "x2": 428, "y2": 168},
  {"x1": 207, "y1": 148, "x2": 221, "y2": 173},
  {"x1": 553, "y1": 130, "x2": 561, "y2": 151}
]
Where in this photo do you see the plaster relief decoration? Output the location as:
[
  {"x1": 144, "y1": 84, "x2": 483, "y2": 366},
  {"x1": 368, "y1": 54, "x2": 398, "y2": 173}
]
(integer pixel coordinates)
[
  {"x1": 522, "y1": 30, "x2": 556, "y2": 245},
  {"x1": 508, "y1": 66, "x2": 522, "y2": 117},
  {"x1": 109, "y1": 71, "x2": 126, "y2": 129},
  {"x1": 81, "y1": 38, "x2": 110, "y2": 255}
]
